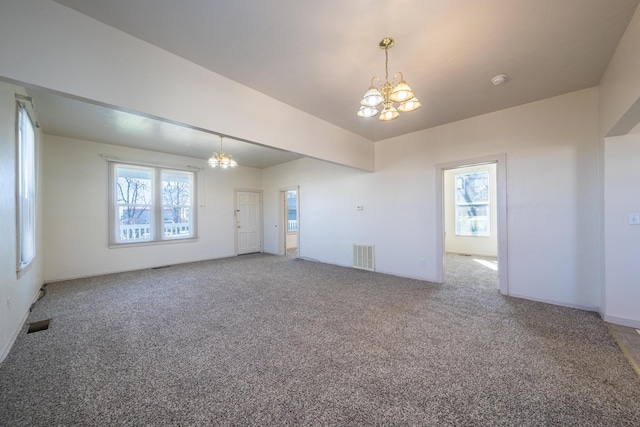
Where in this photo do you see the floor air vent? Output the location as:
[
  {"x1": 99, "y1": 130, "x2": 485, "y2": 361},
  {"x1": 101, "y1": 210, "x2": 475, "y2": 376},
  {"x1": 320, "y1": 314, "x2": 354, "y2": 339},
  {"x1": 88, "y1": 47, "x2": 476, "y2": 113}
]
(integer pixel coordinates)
[
  {"x1": 353, "y1": 244, "x2": 375, "y2": 271},
  {"x1": 27, "y1": 319, "x2": 51, "y2": 334}
]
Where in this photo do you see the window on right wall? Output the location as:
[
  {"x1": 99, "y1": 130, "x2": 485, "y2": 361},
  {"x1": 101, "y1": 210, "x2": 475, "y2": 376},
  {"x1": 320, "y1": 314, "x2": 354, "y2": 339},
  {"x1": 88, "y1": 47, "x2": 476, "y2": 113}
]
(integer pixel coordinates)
[{"x1": 455, "y1": 170, "x2": 490, "y2": 237}]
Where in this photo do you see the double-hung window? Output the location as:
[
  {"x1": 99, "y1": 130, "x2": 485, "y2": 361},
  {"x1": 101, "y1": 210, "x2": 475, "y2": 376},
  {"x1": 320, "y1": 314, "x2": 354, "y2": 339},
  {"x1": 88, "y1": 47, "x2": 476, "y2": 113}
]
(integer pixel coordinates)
[
  {"x1": 455, "y1": 170, "x2": 490, "y2": 236},
  {"x1": 17, "y1": 102, "x2": 37, "y2": 271},
  {"x1": 109, "y1": 161, "x2": 196, "y2": 246}
]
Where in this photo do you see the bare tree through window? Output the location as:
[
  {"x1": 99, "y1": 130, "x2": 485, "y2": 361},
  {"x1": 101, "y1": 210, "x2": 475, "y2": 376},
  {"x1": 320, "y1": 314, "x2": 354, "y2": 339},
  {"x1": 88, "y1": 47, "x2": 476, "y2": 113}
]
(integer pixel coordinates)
[{"x1": 111, "y1": 164, "x2": 195, "y2": 244}]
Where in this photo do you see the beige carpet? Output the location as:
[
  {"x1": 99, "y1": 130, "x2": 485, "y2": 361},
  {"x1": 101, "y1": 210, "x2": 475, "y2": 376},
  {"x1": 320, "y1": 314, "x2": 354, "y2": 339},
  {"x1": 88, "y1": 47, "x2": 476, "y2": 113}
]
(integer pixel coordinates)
[{"x1": 1, "y1": 253, "x2": 639, "y2": 426}]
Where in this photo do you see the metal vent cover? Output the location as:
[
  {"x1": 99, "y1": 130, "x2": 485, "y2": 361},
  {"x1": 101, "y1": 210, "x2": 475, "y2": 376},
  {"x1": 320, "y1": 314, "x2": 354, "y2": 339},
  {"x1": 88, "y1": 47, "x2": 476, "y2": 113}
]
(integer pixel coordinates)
[{"x1": 353, "y1": 244, "x2": 375, "y2": 271}]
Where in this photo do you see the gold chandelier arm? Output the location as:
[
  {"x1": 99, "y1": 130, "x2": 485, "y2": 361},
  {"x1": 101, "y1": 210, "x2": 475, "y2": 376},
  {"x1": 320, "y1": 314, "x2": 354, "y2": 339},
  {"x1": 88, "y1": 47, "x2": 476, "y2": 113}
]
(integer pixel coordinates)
[
  {"x1": 358, "y1": 37, "x2": 418, "y2": 121},
  {"x1": 393, "y1": 71, "x2": 404, "y2": 86}
]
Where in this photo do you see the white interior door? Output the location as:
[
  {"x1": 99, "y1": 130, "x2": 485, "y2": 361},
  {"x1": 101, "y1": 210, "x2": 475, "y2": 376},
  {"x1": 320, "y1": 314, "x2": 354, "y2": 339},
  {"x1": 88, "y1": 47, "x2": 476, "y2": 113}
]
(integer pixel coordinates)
[{"x1": 236, "y1": 191, "x2": 262, "y2": 255}]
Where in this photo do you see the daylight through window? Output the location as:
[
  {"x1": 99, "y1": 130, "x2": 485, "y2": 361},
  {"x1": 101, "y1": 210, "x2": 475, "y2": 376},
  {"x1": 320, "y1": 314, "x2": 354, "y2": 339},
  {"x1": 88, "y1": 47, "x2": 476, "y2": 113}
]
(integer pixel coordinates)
[
  {"x1": 17, "y1": 103, "x2": 36, "y2": 270},
  {"x1": 455, "y1": 170, "x2": 490, "y2": 237},
  {"x1": 110, "y1": 162, "x2": 195, "y2": 245}
]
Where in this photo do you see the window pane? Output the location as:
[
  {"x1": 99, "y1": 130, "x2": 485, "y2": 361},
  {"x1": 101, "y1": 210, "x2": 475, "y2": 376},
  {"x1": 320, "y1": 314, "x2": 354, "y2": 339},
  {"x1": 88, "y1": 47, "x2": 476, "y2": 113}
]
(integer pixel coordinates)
[
  {"x1": 115, "y1": 166, "x2": 153, "y2": 242},
  {"x1": 117, "y1": 206, "x2": 152, "y2": 242},
  {"x1": 161, "y1": 169, "x2": 193, "y2": 239},
  {"x1": 116, "y1": 166, "x2": 152, "y2": 205},
  {"x1": 18, "y1": 105, "x2": 36, "y2": 268},
  {"x1": 455, "y1": 171, "x2": 490, "y2": 236},
  {"x1": 455, "y1": 171, "x2": 489, "y2": 204},
  {"x1": 162, "y1": 170, "x2": 191, "y2": 210},
  {"x1": 287, "y1": 190, "x2": 297, "y2": 231},
  {"x1": 456, "y1": 204, "x2": 490, "y2": 236},
  {"x1": 163, "y1": 207, "x2": 192, "y2": 238}
]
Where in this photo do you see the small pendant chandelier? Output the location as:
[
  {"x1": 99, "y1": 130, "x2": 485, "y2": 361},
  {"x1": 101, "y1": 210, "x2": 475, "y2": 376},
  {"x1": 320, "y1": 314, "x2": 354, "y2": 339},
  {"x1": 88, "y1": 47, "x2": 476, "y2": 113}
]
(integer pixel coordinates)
[
  {"x1": 208, "y1": 136, "x2": 237, "y2": 169},
  {"x1": 357, "y1": 37, "x2": 421, "y2": 121}
]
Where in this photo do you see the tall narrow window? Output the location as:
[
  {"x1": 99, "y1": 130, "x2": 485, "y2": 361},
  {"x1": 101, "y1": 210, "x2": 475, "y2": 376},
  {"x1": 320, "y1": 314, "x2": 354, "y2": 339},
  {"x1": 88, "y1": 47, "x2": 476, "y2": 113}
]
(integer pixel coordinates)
[
  {"x1": 17, "y1": 103, "x2": 36, "y2": 270},
  {"x1": 455, "y1": 170, "x2": 490, "y2": 236},
  {"x1": 110, "y1": 162, "x2": 195, "y2": 245},
  {"x1": 287, "y1": 190, "x2": 298, "y2": 232}
]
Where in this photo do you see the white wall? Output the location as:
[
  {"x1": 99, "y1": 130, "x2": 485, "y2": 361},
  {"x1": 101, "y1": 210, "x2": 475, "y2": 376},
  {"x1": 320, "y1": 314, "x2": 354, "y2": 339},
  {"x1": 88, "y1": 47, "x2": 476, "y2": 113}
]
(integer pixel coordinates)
[
  {"x1": 603, "y1": 133, "x2": 640, "y2": 328},
  {"x1": 42, "y1": 135, "x2": 262, "y2": 281},
  {"x1": 263, "y1": 88, "x2": 601, "y2": 309},
  {"x1": 0, "y1": 81, "x2": 44, "y2": 361},
  {"x1": 380, "y1": 88, "x2": 600, "y2": 309},
  {"x1": 262, "y1": 158, "x2": 373, "y2": 264},
  {"x1": 444, "y1": 164, "x2": 498, "y2": 257},
  {"x1": 599, "y1": 4, "x2": 640, "y2": 327},
  {"x1": 0, "y1": 0, "x2": 374, "y2": 171},
  {"x1": 599, "y1": 4, "x2": 640, "y2": 137}
]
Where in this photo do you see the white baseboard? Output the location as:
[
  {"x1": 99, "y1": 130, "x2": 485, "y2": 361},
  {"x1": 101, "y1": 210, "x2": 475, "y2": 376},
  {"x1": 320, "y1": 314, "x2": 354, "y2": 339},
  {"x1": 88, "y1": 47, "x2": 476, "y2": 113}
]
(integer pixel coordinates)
[
  {"x1": 0, "y1": 285, "x2": 44, "y2": 364},
  {"x1": 508, "y1": 292, "x2": 600, "y2": 313},
  {"x1": 0, "y1": 304, "x2": 30, "y2": 364},
  {"x1": 603, "y1": 314, "x2": 640, "y2": 329},
  {"x1": 43, "y1": 254, "x2": 238, "y2": 284}
]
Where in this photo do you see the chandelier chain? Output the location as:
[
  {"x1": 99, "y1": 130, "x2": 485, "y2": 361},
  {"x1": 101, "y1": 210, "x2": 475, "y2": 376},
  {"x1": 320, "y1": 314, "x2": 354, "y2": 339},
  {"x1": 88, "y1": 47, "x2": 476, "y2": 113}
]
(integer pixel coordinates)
[{"x1": 385, "y1": 48, "x2": 389, "y2": 83}]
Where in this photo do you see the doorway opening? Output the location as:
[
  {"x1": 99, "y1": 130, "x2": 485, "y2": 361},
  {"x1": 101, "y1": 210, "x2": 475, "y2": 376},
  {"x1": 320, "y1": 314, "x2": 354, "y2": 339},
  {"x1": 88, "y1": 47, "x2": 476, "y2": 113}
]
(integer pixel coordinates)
[
  {"x1": 279, "y1": 187, "x2": 299, "y2": 257},
  {"x1": 436, "y1": 155, "x2": 508, "y2": 295}
]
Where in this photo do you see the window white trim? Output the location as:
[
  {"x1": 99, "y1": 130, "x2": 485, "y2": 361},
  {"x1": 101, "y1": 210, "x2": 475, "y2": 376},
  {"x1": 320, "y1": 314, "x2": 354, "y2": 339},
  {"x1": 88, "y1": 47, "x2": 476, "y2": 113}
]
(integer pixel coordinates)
[{"x1": 108, "y1": 160, "x2": 197, "y2": 247}]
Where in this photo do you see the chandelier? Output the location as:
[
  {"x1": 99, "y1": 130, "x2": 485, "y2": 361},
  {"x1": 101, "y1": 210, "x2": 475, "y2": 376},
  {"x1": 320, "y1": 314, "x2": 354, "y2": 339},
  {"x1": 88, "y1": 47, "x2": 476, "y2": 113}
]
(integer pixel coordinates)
[
  {"x1": 208, "y1": 136, "x2": 237, "y2": 169},
  {"x1": 357, "y1": 37, "x2": 421, "y2": 121}
]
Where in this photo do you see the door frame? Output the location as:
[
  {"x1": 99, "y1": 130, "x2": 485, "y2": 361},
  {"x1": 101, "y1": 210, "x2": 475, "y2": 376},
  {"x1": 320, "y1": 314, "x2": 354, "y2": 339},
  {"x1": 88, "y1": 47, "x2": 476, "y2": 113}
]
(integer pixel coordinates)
[
  {"x1": 234, "y1": 188, "x2": 263, "y2": 255},
  {"x1": 435, "y1": 154, "x2": 509, "y2": 295},
  {"x1": 279, "y1": 185, "x2": 299, "y2": 256}
]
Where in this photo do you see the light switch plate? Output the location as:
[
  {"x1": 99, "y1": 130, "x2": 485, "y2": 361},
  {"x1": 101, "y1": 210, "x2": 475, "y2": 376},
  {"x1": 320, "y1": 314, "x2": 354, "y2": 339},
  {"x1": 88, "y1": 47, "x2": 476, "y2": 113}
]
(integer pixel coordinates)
[{"x1": 629, "y1": 213, "x2": 640, "y2": 225}]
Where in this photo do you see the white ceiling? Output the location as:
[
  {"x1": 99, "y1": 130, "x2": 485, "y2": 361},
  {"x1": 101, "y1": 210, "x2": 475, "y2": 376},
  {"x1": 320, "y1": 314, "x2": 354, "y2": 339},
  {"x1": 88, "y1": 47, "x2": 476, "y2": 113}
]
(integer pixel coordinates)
[
  {"x1": 26, "y1": 0, "x2": 640, "y2": 167},
  {"x1": 27, "y1": 87, "x2": 303, "y2": 169}
]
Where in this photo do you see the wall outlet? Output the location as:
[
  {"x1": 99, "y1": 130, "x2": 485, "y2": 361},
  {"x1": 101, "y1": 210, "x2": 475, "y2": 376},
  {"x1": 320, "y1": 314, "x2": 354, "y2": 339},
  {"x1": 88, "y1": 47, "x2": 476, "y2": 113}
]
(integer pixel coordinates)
[
  {"x1": 419, "y1": 258, "x2": 425, "y2": 266},
  {"x1": 629, "y1": 213, "x2": 640, "y2": 225}
]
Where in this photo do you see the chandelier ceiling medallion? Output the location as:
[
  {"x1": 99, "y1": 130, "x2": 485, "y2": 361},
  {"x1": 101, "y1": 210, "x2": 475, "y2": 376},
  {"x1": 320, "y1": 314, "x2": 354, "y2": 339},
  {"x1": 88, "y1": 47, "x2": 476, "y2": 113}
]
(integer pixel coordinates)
[
  {"x1": 208, "y1": 135, "x2": 237, "y2": 169},
  {"x1": 357, "y1": 37, "x2": 421, "y2": 121}
]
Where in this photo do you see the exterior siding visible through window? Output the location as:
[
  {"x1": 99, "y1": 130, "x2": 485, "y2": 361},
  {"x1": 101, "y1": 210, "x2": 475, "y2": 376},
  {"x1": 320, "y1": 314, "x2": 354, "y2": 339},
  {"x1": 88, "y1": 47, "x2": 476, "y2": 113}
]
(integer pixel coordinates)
[
  {"x1": 109, "y1": 162, "x2": 196, "y2": 245},
  {"x1": 17, "y1": 103, "x2": 36, "y2": 271}
]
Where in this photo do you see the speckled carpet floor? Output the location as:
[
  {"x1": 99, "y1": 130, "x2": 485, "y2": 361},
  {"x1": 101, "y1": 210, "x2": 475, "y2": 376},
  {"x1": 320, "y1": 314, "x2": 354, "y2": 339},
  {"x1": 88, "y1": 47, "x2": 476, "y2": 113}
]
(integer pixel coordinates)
[{"x1": 1, "y1": 253, "x2": 639, "y2": 426}]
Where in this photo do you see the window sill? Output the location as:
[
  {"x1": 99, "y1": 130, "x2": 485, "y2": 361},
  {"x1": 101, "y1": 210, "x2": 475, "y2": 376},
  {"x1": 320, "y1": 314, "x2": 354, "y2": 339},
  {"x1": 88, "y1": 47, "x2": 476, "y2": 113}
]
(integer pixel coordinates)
[{"x1": 109, "y1": 237, "x2": 199, "y2": 249}]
